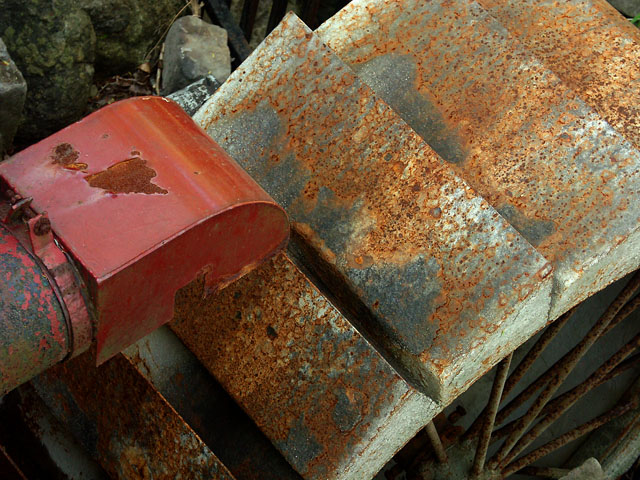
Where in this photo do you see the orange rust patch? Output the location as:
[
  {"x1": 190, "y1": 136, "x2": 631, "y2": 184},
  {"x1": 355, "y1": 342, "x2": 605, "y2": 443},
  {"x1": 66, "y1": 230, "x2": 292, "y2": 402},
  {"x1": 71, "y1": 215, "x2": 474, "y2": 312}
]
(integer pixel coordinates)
[
  {"x1": 51, "y1": 143, "x2": 88, "y2": 171},
  {"x1": 85, "y1": 157, "x2": 168, "y2": 195}
]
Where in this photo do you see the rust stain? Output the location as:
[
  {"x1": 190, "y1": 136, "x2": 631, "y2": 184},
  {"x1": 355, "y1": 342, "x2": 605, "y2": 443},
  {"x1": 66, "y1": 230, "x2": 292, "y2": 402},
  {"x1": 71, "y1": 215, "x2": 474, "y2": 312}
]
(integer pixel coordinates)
[
  {"x1": 198, "y1": 13, "x2": 551, "y2": 400},
  {"x1": 51, "y1": 143, "x2": 88, "y2": 171},
  {"x1": 478, "y1": 0, "x2": 640, "y2": 152},
  {"x1": 317, "y1": 0, "x2": 640, "y2": 316},
  {"x1": 85, "y1": 156, "x2": 168, "y2": 195}
]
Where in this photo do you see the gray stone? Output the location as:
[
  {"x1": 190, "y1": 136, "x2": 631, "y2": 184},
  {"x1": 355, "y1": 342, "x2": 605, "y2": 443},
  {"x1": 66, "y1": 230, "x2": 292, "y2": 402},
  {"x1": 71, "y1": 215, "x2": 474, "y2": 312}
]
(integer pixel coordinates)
[
  {"x1": 560, "y1": 458, "x2": 607, "y2": 480},
  {"x1": 82, "y1": 0, "x2": 185, "y2": 76},
  {"x1": 0, "y1": 37, "x2": 26, "y2": 155},
  {"x1": 0, "y1": 0, "x2": 95, "y2": 142},
  {"x1": 161, "y1": 16, "x2": 231, "y2": 95},
  {"x1": 167, "y1": 75, "x2": 221, "y2": 116},
  {"x1": 608, "y1": 0, "x2": 640, "y2": 17}
]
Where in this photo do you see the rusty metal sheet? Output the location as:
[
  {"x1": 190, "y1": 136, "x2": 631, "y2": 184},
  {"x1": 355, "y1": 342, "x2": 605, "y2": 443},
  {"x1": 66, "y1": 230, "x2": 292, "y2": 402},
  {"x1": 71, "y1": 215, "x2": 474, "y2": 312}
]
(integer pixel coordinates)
[
  {"x1": 317, "y1": 0, "x2": 640, "y2": 320},
  {"x1": 170, "y1": 252, "x2": 439, "y2": 480},
  {"x1": 0, "y1": 385, "x2": 110, "y2": 479},
  {"x1": 0, "y1": 96, "x2": 289, "y2": 364},
  {"x1": 123, "y1": 326, "x2": 303, "y2": 480},
  {"x1": 194, "y1": 13, "x2": 552, "y2": 403},
  {"x1": 31, "y1": 349, "x2": 235, "y2": 480},
  {"x1": 477, "y1": 0, "x2": 640, "y2": 152}
]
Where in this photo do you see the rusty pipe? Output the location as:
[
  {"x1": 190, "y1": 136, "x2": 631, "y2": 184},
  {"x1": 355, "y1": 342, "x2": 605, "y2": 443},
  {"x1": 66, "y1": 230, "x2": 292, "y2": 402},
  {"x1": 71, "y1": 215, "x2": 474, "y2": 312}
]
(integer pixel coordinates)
[{"x1": 0, "y1": 223, "x2": 71, "y2": 396}]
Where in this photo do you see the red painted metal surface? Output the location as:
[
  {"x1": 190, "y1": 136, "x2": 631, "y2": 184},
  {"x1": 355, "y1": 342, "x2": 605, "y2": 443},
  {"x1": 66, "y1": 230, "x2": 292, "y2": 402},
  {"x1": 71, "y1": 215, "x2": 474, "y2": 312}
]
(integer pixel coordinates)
[
  {"x1": 28, "y1": 213, "x2": 93, "y2": 358},
  {"x1": 0, "y1": 223, "x2": 68, "y2": 395},
  {"x1": 0, "y1": 96, "x2": 289, "y2": 363}
]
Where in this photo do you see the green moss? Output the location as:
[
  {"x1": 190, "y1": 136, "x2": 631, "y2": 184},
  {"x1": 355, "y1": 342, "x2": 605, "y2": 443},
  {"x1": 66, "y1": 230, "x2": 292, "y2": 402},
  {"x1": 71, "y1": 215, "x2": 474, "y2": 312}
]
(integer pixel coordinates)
[
  {"x1": 83, "y1": 0, "x2": 185, "y2": 75},
  {"x1": 0, "y1": 0, "x2": 95, "y2": 141}
]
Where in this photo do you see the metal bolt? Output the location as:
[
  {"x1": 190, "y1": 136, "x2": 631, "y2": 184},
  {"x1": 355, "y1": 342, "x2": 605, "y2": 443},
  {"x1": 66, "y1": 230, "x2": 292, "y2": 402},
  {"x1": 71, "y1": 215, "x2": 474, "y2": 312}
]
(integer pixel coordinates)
[{"x1": 33, "y1": 216, "x2": 51, "y2": 236}]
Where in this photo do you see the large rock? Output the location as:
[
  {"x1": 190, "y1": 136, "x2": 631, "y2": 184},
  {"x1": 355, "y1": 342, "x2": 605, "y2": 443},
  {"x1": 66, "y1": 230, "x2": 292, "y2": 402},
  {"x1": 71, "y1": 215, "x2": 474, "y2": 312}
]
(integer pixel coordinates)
[
  {"x1": 83, "y1": 0, "x2": 185, "y2": 76},
  {"x1": 608, "y1": 0, "x2": 640, "y2": 17},
  {"x1": 0, "y1": 37, "x2": 26, "y2": 155},
  {"x1": 560, "y1": 458, "x2": 607, "y2": 480},
  {"x1": 161, "y1": 16, "x2": 231, "y2": 95},
  {"x1": 0, "y1": 0, "x2": 95, "y2": 143}
]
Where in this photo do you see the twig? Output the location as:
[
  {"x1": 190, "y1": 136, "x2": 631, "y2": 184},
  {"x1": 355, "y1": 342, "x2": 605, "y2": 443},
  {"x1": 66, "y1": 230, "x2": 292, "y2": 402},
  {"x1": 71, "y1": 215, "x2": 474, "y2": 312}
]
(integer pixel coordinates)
[
  {"x1": 190, "y1": 0, "x2": 203, "y2": 17},
  {"x1": 156, "y1": 43, "x2": 164, "y2": 95},
  {"x1": 144, "y1": 0, "x2": 192, "y2": 62}
]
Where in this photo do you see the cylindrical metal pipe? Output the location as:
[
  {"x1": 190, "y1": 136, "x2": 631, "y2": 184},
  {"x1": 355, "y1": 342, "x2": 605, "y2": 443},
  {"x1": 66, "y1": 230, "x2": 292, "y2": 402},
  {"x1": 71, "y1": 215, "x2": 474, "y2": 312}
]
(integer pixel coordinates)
[
  {"x1": 0, "y1": 224, "x2": 70, "y2": 396},
  {"x1": 425, "y1": 421, "x2": 448, "y2": 463}
]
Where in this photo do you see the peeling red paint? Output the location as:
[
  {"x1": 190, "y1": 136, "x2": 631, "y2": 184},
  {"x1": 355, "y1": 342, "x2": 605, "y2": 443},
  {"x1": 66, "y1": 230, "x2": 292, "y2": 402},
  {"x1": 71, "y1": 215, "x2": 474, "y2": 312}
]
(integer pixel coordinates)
[{"x1": 0, "y1": 97, "x2": 289, "y2": 364}]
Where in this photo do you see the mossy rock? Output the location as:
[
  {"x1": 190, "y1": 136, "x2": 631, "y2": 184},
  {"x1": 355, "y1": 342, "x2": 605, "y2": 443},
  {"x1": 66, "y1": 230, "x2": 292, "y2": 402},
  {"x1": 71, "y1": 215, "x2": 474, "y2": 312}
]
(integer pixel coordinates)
[
  {"x1": 82, "y1": 0, "x2": 186, "y2": 76},
  {"x1": 0, "y1": 0, "x2": 95, "y2": 142},
  {"x1": 0, "y1": 37, "x2": 27, "y2": 155}
]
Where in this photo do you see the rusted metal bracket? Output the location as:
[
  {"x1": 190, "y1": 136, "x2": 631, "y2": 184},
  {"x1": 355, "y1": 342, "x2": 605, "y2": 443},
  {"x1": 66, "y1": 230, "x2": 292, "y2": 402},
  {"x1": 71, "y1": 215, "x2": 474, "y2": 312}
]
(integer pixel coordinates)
[
  {"x1": 0, "y1": 96, "x2": 289, "y2": 365},
  {"x1": 28, "y1": 213, "x2": 93, "y2": 359},
  {"x1": 3, "y1": 196, "x2": 32, "y2": 225}
]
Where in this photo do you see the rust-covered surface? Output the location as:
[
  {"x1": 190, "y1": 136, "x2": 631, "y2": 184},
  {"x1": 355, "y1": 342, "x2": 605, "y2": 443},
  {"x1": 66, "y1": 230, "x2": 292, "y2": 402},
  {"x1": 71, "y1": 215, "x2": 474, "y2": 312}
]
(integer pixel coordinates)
[
  {"x1": 170, "y1": 253, "x2": 438, "y2": 480},
  {"x1": 478, "y1": 0, "x2": 640, "y2": 152},
  {"x1": 194, "y1": 13, "x2": 552, "y2": 402},
  {"x1": 124, "y1": 326, "x2": 303, "y2": 480},
  {"x1": 31, "y1": 349, "x2": 235, "y2": 480},
  {"x1": 317, "y1": 0, "x2": 640, "y2": 320},
  {"x1": 0, "y1": 222, "x2": 68, "y2": 396}
]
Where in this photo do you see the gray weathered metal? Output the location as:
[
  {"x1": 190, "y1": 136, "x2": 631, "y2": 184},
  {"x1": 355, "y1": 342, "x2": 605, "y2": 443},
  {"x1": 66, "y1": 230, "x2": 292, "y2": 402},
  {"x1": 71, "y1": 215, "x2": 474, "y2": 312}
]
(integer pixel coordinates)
[
  {"x1": 170, "y1": 253, "x2": 438, "y2": 480},
  {"x1": 194, "y1": 13, "x2": 553, "y2": 405},
  {"x1": 317, "y1": 0, "x2": 640, "y2": 321}
]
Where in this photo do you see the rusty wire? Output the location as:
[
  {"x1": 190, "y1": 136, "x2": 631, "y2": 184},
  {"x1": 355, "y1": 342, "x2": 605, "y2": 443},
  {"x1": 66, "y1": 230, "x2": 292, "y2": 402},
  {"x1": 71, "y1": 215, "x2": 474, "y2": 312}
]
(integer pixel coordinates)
[
  {"x1": 425, "y1": 421, "x2": 448, "y2": 464},
  {"x1": 599, "y1": 410, "x2": 640, "y2": 466},
  {"x1": 464, "y1": 310, "x2": 573, "y2": 441},
  {"x1": 501, "y1": 400, "x2": 637, "y2": 477},
  {"x1": 489, "y1": 272, "x2": 640, "y2": 467},
  {"x1": 501, "y1": 332, "x2": 640, "y2": 465},
  {"x1": 490, "y1": 352, "x2": 640, "y2": 446},
  {"x1": 470, "y1": 352, "x2": 512, "y2": 477},
  {"x1": 602, "y1": 295, "x2": 640, "y2": 337}
]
